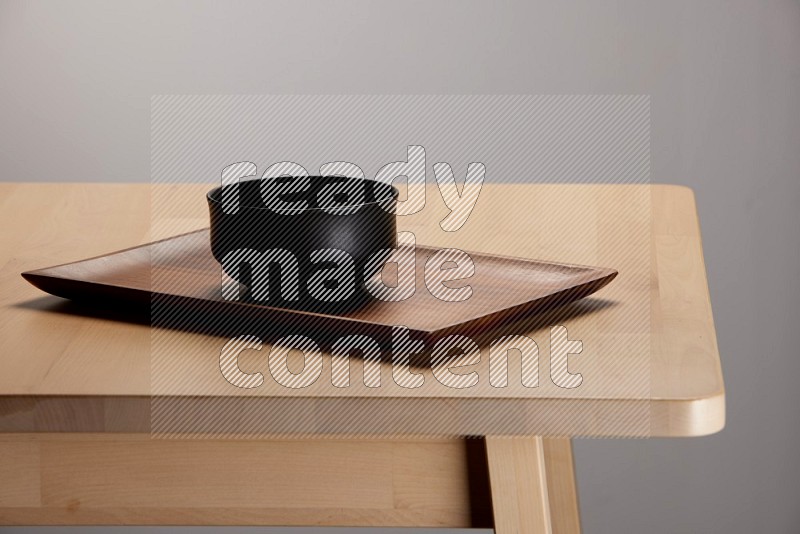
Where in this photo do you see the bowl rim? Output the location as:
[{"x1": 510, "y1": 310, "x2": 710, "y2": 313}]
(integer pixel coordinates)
[{"x1": 207, "y1": 176, "x2": 400, "y2": 213}]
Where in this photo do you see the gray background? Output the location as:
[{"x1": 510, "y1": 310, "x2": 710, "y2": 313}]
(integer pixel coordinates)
[{"x1": 1, "y1": 1, "x2": 799, "y2": 533}]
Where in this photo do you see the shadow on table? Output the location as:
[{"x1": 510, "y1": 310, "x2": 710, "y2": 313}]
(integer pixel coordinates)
[{"x1": 14, "y1": 294, "x2": 618, "y2": 369}]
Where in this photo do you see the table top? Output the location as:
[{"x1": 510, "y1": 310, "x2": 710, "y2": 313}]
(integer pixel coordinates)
[{"x1": 0, "y1": 183, "x2": 724, "y2": 437}]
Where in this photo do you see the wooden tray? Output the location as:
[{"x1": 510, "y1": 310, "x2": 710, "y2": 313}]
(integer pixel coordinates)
[{"x1": 22, "y1": 229, "x2": 616, "y2": 340}]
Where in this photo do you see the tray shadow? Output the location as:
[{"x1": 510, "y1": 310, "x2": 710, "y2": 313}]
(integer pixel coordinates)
[{"x1": 14, "y1": 294, "x2": 619, "y2": 367}]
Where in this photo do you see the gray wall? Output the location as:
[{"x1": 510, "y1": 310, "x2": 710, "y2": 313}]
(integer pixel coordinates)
[{"x1": 1, "y1": 1, "x2": 799, "y2": 532}]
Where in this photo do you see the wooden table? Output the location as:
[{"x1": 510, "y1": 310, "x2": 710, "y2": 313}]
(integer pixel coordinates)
[{"x1": 0, "y1": 183, "x2": 724, "y2": 532}]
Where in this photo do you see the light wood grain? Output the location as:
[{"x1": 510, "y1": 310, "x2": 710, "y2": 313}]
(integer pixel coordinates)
[
  {"x1": 486, "y1": 436, "x2": 553, "y2": 534},
  {"x1": 484, "y1": 437, "x2": 581, "y2": 534},
  {"x1": 0, "y1": 433, "x2": 488, "y2": 527},
  {"x1": 0, "y1": 183, "x2": 725, "y2": 437},
  {"x1": 542, "y1": 438, "x2": 581, "y2": 534}
]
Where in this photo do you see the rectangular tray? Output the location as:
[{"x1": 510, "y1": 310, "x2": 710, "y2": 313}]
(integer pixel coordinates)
[{"x1": 22, "y1": 229, "x2": 616, "y2": 339}]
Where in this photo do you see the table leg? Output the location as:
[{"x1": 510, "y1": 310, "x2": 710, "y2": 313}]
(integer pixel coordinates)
[
  {"x1": 542, "y1": 438, "x2": 581, "y2": 534},
  {"x1": 484, "y1": 436, "x2": 581, "y2": 534}
]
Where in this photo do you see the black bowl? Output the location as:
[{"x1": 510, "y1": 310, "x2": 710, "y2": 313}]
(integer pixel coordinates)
[{"x1": 208, "y1": 176, "x2": 398, "y2": 312}]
